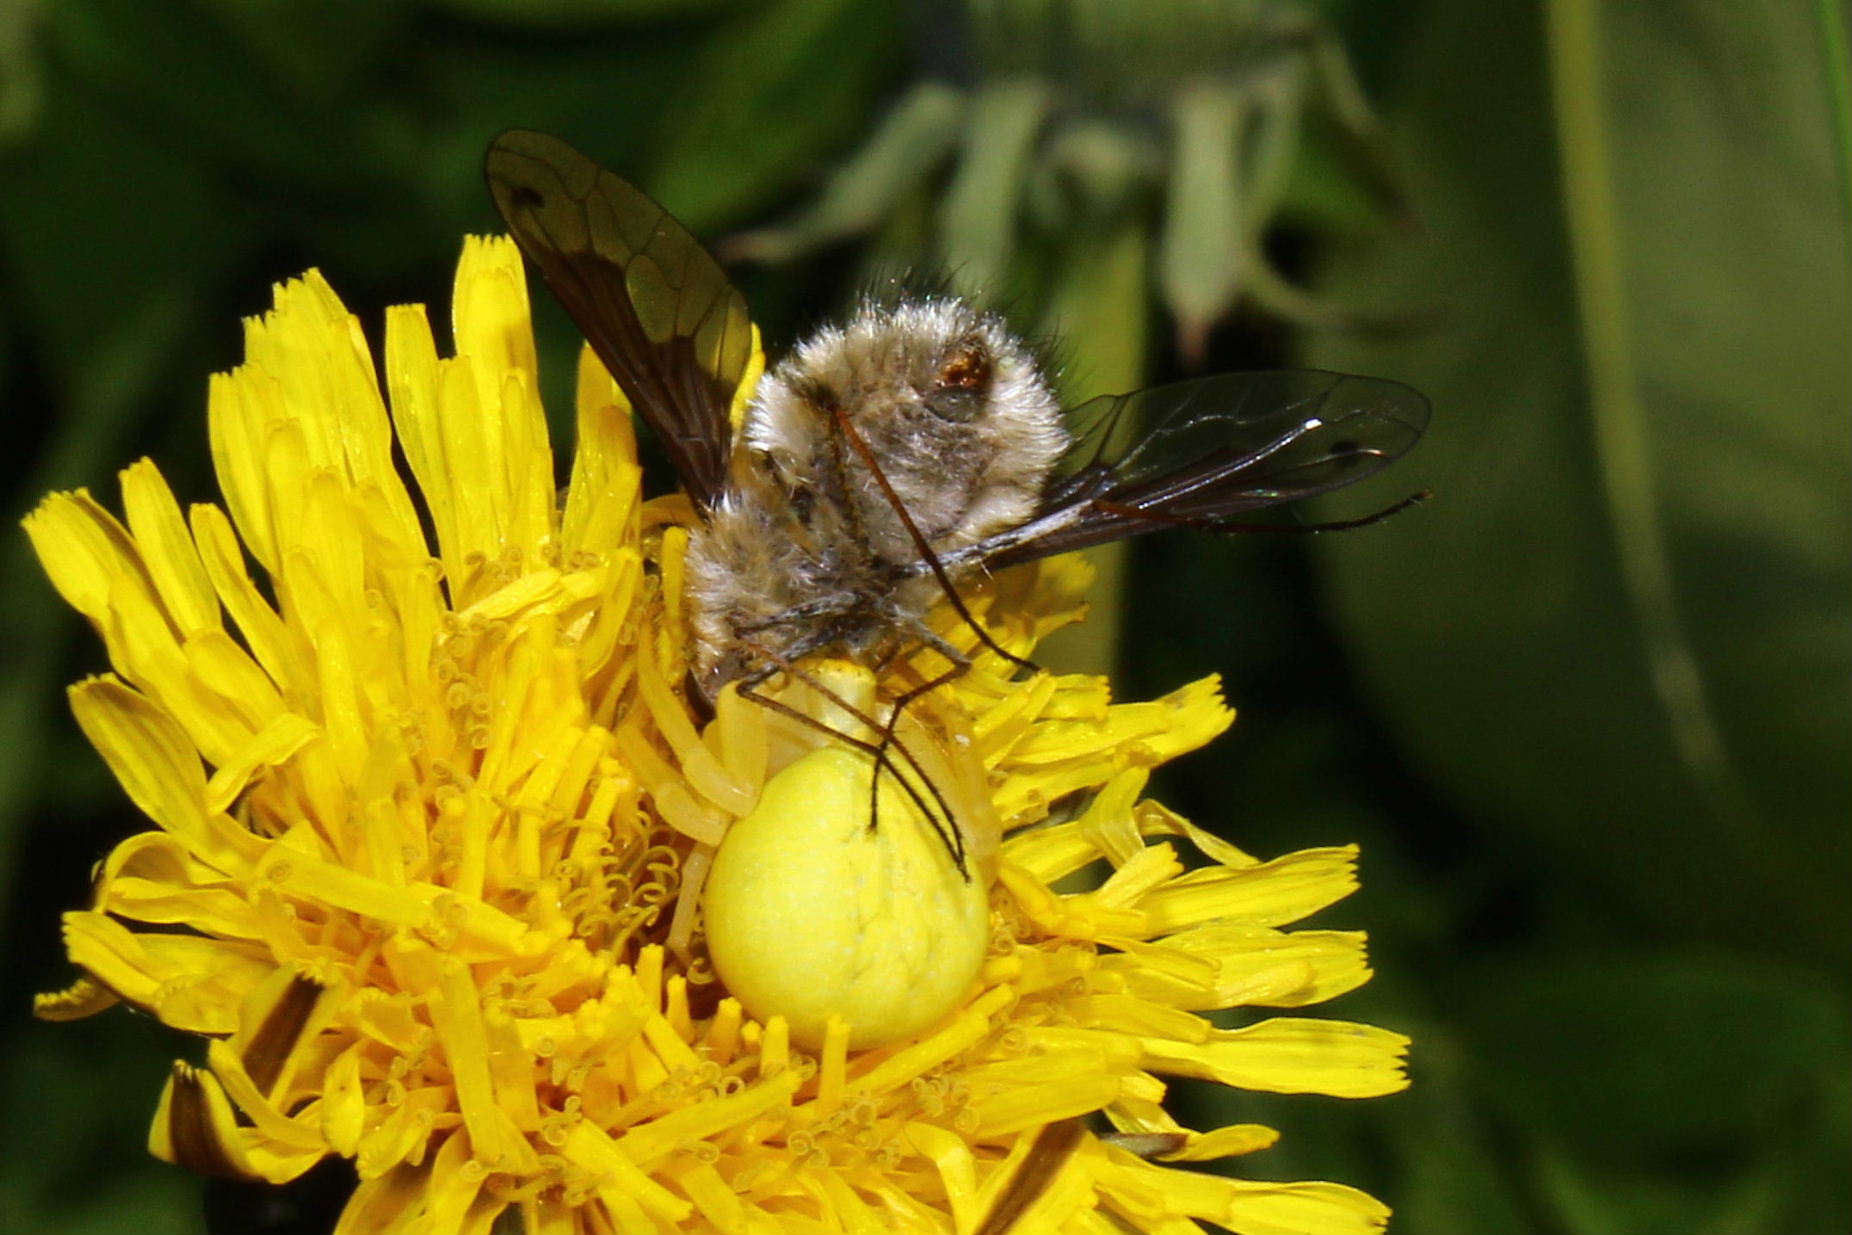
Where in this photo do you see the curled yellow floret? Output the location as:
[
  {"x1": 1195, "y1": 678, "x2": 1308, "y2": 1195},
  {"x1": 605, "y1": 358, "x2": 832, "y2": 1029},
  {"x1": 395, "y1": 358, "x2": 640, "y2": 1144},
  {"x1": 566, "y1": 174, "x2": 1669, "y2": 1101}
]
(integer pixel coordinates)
[{"x1": 27, "y1": 236, "x2": 1407, "y2": 1235}]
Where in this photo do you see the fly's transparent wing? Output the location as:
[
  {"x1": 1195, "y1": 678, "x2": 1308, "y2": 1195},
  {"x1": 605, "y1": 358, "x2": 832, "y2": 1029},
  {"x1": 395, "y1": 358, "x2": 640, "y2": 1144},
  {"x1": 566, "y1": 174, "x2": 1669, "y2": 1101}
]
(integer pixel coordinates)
[
  {"x1": 986, "y1": 370, "x2": 1429, "y2": 568},
  {"x1": 485, "y1": 130, "x2": 751, "y2": 510}
]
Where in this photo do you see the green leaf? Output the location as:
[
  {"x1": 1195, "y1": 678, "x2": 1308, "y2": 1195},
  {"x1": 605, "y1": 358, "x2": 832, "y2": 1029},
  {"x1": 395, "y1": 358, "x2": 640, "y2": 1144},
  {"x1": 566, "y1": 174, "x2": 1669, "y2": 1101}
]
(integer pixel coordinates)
[
  {"x1": 1445, "y1": 951, "x2": 1851, "y2": 1235},
  {"x1": 47, "y1": 0, "x2": 381, "y2": 185},
  {"x1": 1159, "y1": 80, "x2": 1246, "y2": 362},
  {"x1": 0, "y1": 82, "x2": 239, "y2": 390},
  {"x1": 1461, "y1": 953, "x2": 1846, "y2": 1158},
  {"x1": 725, "y1": 82, "x2": 966, "y2": 264},
  {"x1": 1378, "y1": 1024, "x2": 1533, "y2": 1235},
  {"x1": 0, "y1": 1023, "x2": 198, "y2": 1234},
  {"x1": 939, "y1": 78, "x2": 1049, "y2": 296},
  {"x1": 1303, "y1": 0, "x2": 1852, "y2": 962},
  {"x1": 199, "y1": 0, "x2": 407, "y2": 101},
  {"x1": 429, "y1": 0, "x2": 734, "y2": 24},
  {"x1": 645, "y1": 0, "x2": 903, "y2": 232}
]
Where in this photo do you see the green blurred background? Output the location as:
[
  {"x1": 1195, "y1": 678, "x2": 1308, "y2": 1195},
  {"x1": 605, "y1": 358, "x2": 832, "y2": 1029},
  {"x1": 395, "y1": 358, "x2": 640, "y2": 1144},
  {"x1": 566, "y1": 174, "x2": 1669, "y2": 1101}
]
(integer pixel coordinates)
[{"x1": 1, "y1": 1, "x2": 1846, "y2": 1232}]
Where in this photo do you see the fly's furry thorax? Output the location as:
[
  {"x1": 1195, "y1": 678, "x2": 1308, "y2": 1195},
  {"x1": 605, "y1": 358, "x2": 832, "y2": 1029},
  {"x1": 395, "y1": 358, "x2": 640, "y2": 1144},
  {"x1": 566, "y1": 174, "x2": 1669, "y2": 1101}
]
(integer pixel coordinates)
[
  {"x1": 745, "y1": 297, "x2": 1067, "y2": 558},
  {"x1": 682, "y1": 296, "x2": 1068, "y2": 693}
]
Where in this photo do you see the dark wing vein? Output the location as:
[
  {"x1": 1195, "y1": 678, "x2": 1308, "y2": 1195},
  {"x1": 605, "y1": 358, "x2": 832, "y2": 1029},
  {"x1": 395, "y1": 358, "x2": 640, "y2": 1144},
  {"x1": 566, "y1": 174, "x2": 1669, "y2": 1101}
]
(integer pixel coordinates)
[
  {"x1": 988, "y1": 370, "x2": 1429, "y2": 567},
  {"x1": 485, "y1": 129, "x2": 751, "y2": 510}
]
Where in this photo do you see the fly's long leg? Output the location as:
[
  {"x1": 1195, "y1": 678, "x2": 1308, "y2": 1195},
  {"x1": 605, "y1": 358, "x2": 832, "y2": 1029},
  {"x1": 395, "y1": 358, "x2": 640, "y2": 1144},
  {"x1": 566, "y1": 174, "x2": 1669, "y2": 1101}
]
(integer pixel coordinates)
[
  {"x1": 860, "y1": 617, "x2": 979, "y2": 840},
  {"x1": 736, "y1": 678, "x2": 967, "y2": 876},
  {"x1": 733, "y1": 641, "x2": 969, "y2": 877},
  {"x1": 865, "y1": 660, "x2": 968, "y2": 841},
  {"x1": 829, "y1": 403, "x2": 1037, "y2": 675},
  {"x1": 731, "y1": 590, "x2": 861, "y2": 633}
]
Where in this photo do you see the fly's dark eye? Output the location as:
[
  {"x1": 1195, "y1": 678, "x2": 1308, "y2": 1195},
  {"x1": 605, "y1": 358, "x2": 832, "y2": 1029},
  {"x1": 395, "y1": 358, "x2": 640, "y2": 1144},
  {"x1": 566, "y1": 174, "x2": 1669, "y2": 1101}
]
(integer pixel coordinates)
[{"x1": 923, "y1": 340, "x2": 991, "y2": 422}]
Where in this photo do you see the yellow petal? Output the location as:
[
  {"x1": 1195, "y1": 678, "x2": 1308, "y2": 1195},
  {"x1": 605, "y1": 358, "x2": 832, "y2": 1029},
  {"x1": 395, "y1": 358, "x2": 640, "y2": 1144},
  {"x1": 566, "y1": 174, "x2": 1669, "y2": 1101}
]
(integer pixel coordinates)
[
  {"x1": 23, "y1": 488, "x2": 149, "y2": 624},
  {"x1": 453, "y1": 235, "x2": 554, "y2": 553},
  {"x1": 561, "y1": 343, "x2": 641, "y2": 558},
  {"x1": 121, "y1": 459, "x2": 219, "y2": 635},
  {"x1": 428, "y1": 960, "x2": 542, "y2": 1174},
  {"x1": 382, "y1": 301, "x2": 458, "y2": 571},
  {"x1": 189, "y1": 502, "x2": 307, "y2": 691},
  {"x1": 1139, "y1": 1016, "x2": 1410, "y2": 1098},
  {"x1": 1096, "y1": 1154, "x2": 1391, "y2": 1235},
  {"x1": 68, "y1": 677, "x2": 261, "y2": 873},
  {"x1": 203, "y1": 711, "x2": 318, "y2": 815},
  {"x1": 1137, "y1": 845, "x2": 1360, "y2": 935},
  {"x1": 33, "y1": 975, "x2": 119, "y2": 1022},
  {"x1": 560, "y1": 1121, "x2": 693, "y2": 1224},
  {"x1": 150, "y1": 1062, "x2": 325, "y2": 1184}
]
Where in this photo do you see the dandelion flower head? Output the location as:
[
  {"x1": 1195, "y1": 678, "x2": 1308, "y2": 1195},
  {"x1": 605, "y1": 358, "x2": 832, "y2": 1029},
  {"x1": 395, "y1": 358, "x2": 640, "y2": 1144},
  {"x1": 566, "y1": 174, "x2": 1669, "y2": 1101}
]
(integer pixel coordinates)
[{"x1": 27, "y1": 237, "x2": 1409, "y2": 1234}]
